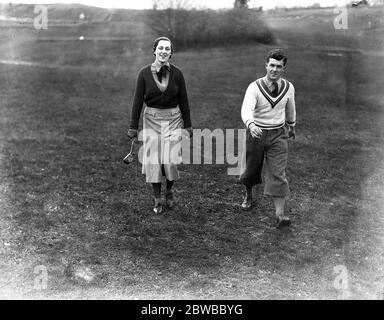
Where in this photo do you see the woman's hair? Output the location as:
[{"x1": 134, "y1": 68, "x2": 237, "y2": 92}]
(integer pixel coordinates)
[
  {"x1": 266, "y1": 48, "x2": 288, "y2": 66},
  {"x1": 153, "y1": 36, "x2": 174, "y2": 56}
]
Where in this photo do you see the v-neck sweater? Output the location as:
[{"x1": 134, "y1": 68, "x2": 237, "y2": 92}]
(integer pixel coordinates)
[
  {"x1": 241, "y1": 76, "x2": 296, "y2": 130},
  {"x1": 129, "y1": 64, "x2": 191, "y2": 130}
]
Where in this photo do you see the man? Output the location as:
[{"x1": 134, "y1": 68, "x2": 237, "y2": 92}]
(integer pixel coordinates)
[{"x1": 239, "y1": 48, "x2": 296, "y2": 227}]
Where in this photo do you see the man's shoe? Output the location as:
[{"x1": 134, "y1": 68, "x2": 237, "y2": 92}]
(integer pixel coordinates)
[
  {"x1": 153, "y1": 198, "x2": 163, "y2": 214},
  {"x1": 276, "y1": 216, "x2": 291, "y2": 228},
  {"x1": 241, "y1": 196, "x2": 252, "y2": 209}
]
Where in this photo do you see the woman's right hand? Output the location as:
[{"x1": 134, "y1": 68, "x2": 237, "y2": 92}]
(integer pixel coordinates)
[
  {"x1": 127, "y1": 129, "x2": 138, "y2": 140},
  {"x1": 185, "y1": 127, "x2": 193, "y2": 138}
]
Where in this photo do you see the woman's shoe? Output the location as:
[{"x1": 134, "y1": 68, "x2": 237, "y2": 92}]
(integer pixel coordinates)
[
  {"x1": 276, "y1": 215, "x2": 291, "y2": 228},
  {"x1": 165, "y1": 191, "x2": 175, "y2": 209},
  {"x1": 153, "y1": 198, "x2": 163, "y2": 214},
  {"x1": 241, "y1": 196, "x2": 252, "y2": 209}
]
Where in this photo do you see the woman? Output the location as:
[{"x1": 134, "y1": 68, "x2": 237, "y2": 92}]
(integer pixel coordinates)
[{"x1": 127, "y1": 36, "x2": 193, "y2": 214}]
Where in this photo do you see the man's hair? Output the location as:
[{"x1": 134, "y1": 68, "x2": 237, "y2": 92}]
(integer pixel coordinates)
[
  {"x1": 266, "y1": 48, "x2": 287, "y2": 66},
  {"x1": 153, "y1": 36, "x2": 174, "y2": 55}
]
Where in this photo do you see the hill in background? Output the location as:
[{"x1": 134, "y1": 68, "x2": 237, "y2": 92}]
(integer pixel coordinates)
[{"x1": 0, "y1": 2, "x2": 275, "y2": 54}]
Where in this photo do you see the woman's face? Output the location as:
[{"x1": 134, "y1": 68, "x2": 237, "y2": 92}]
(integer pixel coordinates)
[{"x1": 154, "y1": 40, "x2": 172, "y2": 64}]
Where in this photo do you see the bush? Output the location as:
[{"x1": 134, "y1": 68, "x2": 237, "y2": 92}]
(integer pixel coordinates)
[{"x1": 146, "y1": 8, "x2": 275, "y2": 50}]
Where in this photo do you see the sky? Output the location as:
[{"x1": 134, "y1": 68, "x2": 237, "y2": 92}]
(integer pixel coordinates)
[{"x1": 1, "y1": 0, "x2": 350, "y2": 10}]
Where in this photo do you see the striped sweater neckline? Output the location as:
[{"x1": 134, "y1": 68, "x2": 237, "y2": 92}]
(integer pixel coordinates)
[{"x1": 256, "y1": 78, "x2": 290, "y2": 108}]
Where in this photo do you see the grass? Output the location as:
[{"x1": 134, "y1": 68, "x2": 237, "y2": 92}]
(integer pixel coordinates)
[{"x1": 0, "y1": 5, "x2": 384, "y2": 299}]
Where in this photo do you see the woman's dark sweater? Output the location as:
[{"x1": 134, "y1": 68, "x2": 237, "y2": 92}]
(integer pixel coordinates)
[{"x1": 129, "y1": 64, "x2": 192, "y2": 130}]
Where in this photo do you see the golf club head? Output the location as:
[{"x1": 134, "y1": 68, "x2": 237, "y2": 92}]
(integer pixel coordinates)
[{"x1": 123, "y1": 153, "x2": 134, "y2": 164}]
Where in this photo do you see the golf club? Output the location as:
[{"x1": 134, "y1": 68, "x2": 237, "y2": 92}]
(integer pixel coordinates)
[{"x1": 123, "y1": 139, "x2": 135, "y2": 164}]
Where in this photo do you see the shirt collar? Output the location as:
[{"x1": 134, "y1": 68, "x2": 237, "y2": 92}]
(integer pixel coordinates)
[
  {"x1": 263, "y1": 76, "x2": 282, "y2": 88},
  {"x1": 151, "y1": 61, "x2": 171, "y2": 73}
]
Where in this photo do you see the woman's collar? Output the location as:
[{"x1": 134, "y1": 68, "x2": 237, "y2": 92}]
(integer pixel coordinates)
[{"x1": 152, "y1": 61, "x2": 171, "y2": 73}]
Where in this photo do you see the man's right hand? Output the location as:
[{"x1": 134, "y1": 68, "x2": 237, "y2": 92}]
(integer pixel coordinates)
[
  {"x1": 249, "y1": 122, "x2": 263, "y2": 139},
  {"x1": 127, "y1": 129, "x2": 138, "y2": 140}
]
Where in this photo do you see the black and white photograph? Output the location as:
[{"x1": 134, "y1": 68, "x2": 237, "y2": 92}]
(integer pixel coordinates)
[{"x1": 0, "y1": 0, "x2": 383, "y2": 302}]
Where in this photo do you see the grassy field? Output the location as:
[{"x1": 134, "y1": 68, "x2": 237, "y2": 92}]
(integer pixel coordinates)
[{"x1": 0, "y1": 5, "x2": 384, "y2": 299}]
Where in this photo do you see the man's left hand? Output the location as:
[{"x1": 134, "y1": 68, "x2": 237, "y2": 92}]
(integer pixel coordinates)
[{"x1": 288, "y1": 126, "x2": 296, "y2": 140}]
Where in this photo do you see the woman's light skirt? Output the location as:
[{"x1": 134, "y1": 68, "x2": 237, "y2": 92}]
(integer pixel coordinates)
[{"x1": 141, "y1": 106, "x2": 183, "y2": 183}]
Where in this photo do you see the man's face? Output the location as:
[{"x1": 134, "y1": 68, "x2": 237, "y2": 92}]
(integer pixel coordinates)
[{"x1": 265, "y1": 58, "x2": 285, "y2": 81}]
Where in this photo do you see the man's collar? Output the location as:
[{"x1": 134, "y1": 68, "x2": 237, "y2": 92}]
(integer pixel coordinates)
[
  {"x1": 151, "y1": 61, "x2": 171, "y2": 73},
  {"x1": 263, "y1": 76, "x2": 282, "y2": 87}
]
